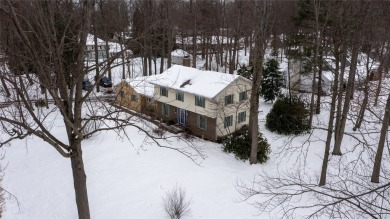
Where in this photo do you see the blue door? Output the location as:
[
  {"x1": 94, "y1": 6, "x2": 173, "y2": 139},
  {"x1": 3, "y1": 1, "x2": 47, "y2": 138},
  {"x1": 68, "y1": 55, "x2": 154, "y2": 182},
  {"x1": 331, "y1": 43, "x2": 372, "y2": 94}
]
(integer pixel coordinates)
[{"x1": 178, "y1": 108, "x2": 187, "y2": 125}]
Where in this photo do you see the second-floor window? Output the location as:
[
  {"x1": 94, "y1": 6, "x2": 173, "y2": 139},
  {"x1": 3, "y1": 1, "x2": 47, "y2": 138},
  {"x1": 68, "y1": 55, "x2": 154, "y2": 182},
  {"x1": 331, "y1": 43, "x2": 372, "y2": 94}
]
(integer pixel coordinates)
[
  {"x1": 239, "y1": 91, "x2": 247, "y2": 102},
  {"x1": 195, "y1": 95, "x2": 205, "y2": 108},
  {"x1": 176, "y1": 91, "x2": 184, "y2": 102},
  {"x1": 225, "y1": 94, "x2": 234, "y2": 106},
  {"x1": 131, "y1": 94, "x2": 137, "y2": 101},
  {"x1": 160, "y1": 87, "x2": 168, "y2": 97}
]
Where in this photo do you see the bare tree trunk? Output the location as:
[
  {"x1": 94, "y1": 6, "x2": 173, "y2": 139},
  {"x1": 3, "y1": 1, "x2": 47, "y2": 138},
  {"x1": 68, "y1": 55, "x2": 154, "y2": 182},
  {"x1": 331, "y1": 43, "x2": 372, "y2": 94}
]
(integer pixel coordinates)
[
  {"x1": 333, "y1": 46, "x2": 347, "y2": 147},
  {"x1": 373, "y1": 68, "x2": 383, "y2": 107},
  {"x1": 143, "y1": 56, "x2": 147, "y2": 76},
  {"x1": 160, "y1": 44, "x2": 165, "y2": 74},
  {"x1": 70, "y1": 140, "x2": 90, "y2": 219},
  {"x1": 105, "y1": 40, "x2": 111, "y2": 80},
  {"x1": 316, "y1": 44, "x2": 324, "y2": 114},
  {"x1": 167, "y1": 30, "x2": 172, "y2": 69},
  {"x1": 249, "y1": 1, "x2": 270, "y2": 165},
  {"x1": 119, "y1": 33, "x2": 126, "y2": 80},
  {"x1": 333, "y1": 43, "x2": 359, "y2": 155},
  {"x1": 205, "y1": 36, "x2": 209, "y2": 70},
  {"x1": 93, "y1": 24, "x2": 100, "y2": 92},
  {"x1": 120, "y1": 35, "x2": 125, "y2": 79},
  {"x1": 148, "y1": 55, "x2": 152, "y2": 75},
  {"x1": 319, "y1": 46, "x2": 340, "y2": 186},
  {"x1": 353, "y1": 52, "x2": 371, "y2": 131},
  {"x1": 371, "y1": 91, "x2": 390, "y2": 183},
  {"x1": 190, "y1": 0, "x2": 196, "y2": 68},
  {"x1": 373, "y1": 43, "x2": 388, "y2": 106}
]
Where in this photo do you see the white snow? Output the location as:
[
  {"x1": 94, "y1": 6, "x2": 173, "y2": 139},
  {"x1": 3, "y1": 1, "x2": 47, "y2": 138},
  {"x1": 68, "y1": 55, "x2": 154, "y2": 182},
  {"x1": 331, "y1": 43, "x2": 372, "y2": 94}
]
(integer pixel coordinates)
[
  {"x1": 149, "y1": 65, "x2": 242, "y2": 99},
  {"x1": 1, "y1": 45, "x2": 390, "y2": 219},
  {"x1": 171, "y1": 49, "x2": 190, "y2": 57},
  {"x1": 123, "y1": 76, "x2": 157, "y2": 98}
]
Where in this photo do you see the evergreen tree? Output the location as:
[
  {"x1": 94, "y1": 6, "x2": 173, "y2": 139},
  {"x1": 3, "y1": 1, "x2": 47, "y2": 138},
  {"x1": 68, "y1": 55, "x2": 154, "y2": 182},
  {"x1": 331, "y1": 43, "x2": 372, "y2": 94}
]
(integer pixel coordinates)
[
  {"x1": 237, "y1": 64, "x2": 253, "y2": 80},
  {"x1": 261, "y1": 55, "x2": 282, "y2": 102}
]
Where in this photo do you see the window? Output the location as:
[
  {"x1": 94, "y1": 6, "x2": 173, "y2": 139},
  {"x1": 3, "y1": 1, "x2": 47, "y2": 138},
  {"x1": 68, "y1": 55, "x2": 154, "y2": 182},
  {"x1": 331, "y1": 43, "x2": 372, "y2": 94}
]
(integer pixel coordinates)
[
  {"x1": 197, "y1": 115, "x2": 207, "y2": 130},
  {"x1": 195, "y1": 95, "x2": 205, "y2": 108},
  {"x1": 239, "y1": 91, "x2": 247, "y2": 102},
  {"x1": 160, "y1": 87, "x2": 168, "y2": 97},
  {"x1": 162, "y1": 103, "x2": 169, "y2": 116},
  {"x1": 119, "y1": 91, "x2": 124, "y2": 97},
  {"x1": 224, "y1": 115, "x2": 233, "y2": 128},
  {"x1": 147, "y1": 97, "x2": 153, "y2": 102},
  {"x1": 225, "y1": 94, "x2": 234, "y2": 106},
  {"x1": 131, "y1": 94, "x2": 137, "y2": 101},
  {"x1": 237, "y1": 111, "x2": 246, "y2": 123},
  {"x1": 176, "y1": 91, "x2": 184, "y2": 102}
]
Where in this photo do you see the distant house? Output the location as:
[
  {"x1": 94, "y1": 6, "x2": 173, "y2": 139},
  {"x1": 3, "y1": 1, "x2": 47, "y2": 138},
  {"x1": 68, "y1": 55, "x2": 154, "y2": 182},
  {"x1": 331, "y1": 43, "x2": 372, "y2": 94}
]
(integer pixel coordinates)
[
  {"x1": 85, "y1": 34, "x2": 107, "y2": 61},
  {"x1": 115, "y1": 76, "x2": 157, "y2": 117},
  {"x1": 85, "y1": 34, "x2": 126, "y2": 62},
  {"x1": 171, "y1": 49, "x2": 191, "y2": 66},
  {"x1": 149, "y1": 65, "x2": 252, "y2": 141},
  {"x1": 284, "y1": 59, "x2": 333, "y2": 95}
]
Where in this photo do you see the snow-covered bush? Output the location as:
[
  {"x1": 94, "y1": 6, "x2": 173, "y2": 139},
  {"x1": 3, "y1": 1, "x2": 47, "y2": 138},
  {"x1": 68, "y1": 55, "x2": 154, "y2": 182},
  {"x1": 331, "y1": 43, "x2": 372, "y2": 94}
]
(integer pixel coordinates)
[
  {"x1": 221, "y1": 125, "x2": 270, "y2": 163},
  {"x1": 266, "y1": 95, "x2": 310, "y2": 135},
  {"x1": 162, "y1": 186, "x2": 191, "y2": 219}
]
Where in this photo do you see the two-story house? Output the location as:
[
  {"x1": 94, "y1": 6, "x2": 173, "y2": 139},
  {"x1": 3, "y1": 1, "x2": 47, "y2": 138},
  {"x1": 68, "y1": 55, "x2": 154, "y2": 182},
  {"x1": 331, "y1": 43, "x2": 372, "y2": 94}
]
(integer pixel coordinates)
[{"x1": 150, "y1": 65, "x2": 252, "y2": 141}]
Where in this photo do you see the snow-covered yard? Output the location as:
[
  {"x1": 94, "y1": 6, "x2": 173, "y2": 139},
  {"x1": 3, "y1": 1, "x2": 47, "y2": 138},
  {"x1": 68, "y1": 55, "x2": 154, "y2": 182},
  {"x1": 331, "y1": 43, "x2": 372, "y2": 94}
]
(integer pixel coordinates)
[{"x1": 1, "y1": 53, "x2": 389, "y2": 218}]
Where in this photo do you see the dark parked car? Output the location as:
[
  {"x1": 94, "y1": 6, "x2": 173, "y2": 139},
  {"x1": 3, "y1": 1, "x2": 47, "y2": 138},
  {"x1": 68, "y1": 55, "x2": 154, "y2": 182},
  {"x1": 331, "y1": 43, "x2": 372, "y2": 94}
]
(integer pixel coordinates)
[
  {"x1": 82, "y1": 78, "x2": 91, "y2": 91},
  {"x1": 99, "y1": 76, "x2": 112, "y2": 88}
]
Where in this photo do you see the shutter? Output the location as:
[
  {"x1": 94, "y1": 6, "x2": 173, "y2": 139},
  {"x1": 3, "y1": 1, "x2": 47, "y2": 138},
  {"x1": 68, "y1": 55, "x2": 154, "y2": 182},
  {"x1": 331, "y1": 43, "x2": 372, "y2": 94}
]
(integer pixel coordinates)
[{"x1": 196, "y1": 115, "x2": 200, "y2": 128}]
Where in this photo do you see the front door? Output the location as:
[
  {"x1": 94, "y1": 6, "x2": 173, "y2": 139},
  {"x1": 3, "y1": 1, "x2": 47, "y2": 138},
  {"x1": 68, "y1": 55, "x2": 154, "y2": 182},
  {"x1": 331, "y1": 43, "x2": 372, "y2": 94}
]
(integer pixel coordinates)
[{"x1": 178, "y1": 108, "x2": 187, "y2": 125}]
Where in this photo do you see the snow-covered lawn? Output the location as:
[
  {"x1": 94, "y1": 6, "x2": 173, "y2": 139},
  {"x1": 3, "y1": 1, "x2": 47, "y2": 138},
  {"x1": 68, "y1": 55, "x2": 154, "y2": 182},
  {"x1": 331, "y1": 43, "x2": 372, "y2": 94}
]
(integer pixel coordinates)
[
  {"x1": 2, "y1": 101, "x2": 272, "y2": 219},
  {"x1": 2, "y1": 54, "x2": 389, "y2": 218}
]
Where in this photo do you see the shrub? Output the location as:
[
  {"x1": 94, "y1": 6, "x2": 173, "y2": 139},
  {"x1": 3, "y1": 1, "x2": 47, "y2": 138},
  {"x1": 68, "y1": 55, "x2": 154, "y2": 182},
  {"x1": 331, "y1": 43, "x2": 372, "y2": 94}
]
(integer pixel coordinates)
[
  {"x1": 265, "y1": 95, "x2": 310, "y2": 135},
  {"x1": 34, "y1": 98, "x2": 46, "y2": 107},
  {"x1": 162, "y1": 185, "x2": 191, "y2": 219},
  {"x1": 153, "y1": 126, "x2": 165, "y2": 137},
  {"x1": 221, "y1": 125, "x2": 270, "y2": 163}
]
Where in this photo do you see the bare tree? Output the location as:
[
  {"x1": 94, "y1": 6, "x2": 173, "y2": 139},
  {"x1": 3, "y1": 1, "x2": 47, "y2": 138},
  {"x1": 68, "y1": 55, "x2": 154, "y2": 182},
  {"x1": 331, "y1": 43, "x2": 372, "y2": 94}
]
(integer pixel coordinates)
[
  {"x1": 371, "y1": 91, "x2": 390, "y2": 183},
  {"x1": 0, "y1": 0, "x2": 201, "y2": 218},
  {"x1": 249, "y1": 0, "x2": 272, "y2": 164}
]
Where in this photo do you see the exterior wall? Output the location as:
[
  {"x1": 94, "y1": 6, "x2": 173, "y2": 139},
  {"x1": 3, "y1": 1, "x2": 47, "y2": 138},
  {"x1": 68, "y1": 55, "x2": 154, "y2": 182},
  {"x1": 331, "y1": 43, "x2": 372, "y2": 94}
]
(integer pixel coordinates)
[
  {"x1": 155, "y1": 101, "x2": 217, "y2": 141},
  {"x1": 213, "y1": 77, "x2": 251, "y2": 137},
  {"x1": 115, "y1": 82, "x2": 157, "y2": 117},
  {"x1": 85, "y1": 45, "x2": 107, "y2": 61},
  {"x1": 154, "y1": 77, "x2": 251, "y2": 138},
  {"x1": 155, "y1": 102, "x2": 177, "y2": 123},
  {"x1": 115, "y1": 82, "x2": 142, "y2": 112},
  {"x1": 153, "y1": 86, "x2": 218, "y2": 119},
  {"x1": 186, "y1": 111, "x2": 217, "y2": 141}
]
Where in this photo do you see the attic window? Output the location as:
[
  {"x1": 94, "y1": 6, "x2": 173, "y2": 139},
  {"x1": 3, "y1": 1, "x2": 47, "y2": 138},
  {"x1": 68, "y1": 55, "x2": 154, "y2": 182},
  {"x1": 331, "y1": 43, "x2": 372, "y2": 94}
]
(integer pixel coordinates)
[{"x1": 180, "y1": 79, "x2": 191, "y2": 88}]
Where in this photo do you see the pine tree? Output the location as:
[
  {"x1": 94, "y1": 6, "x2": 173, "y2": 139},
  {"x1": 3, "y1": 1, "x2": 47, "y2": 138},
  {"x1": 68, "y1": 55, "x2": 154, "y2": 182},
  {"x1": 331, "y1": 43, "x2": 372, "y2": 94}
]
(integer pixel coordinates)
[
  {"x1": 261, "y1": 55, "x2": 282, "y2": 102},
  {"x1": 237, "y1": 64, "x2": 253, "y2": 80}
]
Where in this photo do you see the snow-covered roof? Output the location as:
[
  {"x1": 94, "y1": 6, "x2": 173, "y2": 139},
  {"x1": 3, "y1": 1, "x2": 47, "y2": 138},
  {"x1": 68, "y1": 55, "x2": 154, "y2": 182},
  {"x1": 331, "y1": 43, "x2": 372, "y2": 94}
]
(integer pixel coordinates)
[
  {"x1": 149, "y1": 65, "x2": 243, "y2": 99},
  {"x1": 86, "y1": 34, "x2": 127, "y2": 54},
  {"x1": 124, "y1": 76, "x2": 156, "y2": 98},
  {"x1": 171, "y1": 49, "x2": 190, "y2": 57},
  {"x1": 86, "y1": 34, "x2": 105, "y2": 45}
]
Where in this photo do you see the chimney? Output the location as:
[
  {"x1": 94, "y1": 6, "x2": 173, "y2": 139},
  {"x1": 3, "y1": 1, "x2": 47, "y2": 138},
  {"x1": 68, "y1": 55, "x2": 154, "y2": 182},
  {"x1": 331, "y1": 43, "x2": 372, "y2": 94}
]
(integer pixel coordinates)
[{"x1": 183, "y1": 56, "x2": 191, "y2": 67}]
